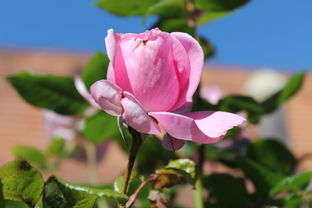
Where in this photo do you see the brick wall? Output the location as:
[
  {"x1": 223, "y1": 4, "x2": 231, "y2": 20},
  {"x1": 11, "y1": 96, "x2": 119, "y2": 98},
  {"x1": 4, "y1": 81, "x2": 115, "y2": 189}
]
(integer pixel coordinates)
[{"x1": 0, "y1": 50, "x2": 311, "y2": 183}]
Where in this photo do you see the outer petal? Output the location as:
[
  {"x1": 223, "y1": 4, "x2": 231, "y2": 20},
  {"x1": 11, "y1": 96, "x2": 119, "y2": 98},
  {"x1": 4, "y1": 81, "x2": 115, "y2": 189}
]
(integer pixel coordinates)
[
  {"x1": 162, "y1": 134, "x2": 186, "y2": 151},
  {"x1": 74, "y1": 77, "x2": 100, "y2": 109},
  {"x1": 105, "y1": 29, "x2": 133, "y2": 92},
  {"x1": 121, "y1": 92, "x2": 161, "y2": 135},
  {"x1": 90, "y1": 80, "x2": 123, "y2": 116},
  {"x1": 171, "y1": 32, "x2": 204, "y2": 102},
  {"x1": 149, "y1": 111, "x2": 245, "y2": 144},
  {"x1": 105, "y1": 29, "x2": 117, "y2": 63}
]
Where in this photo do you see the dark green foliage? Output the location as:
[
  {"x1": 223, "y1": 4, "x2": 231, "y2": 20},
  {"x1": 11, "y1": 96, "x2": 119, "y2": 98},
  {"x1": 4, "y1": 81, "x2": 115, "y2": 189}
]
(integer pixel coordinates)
[
  {"x1": 12, "y1": 145, "x2": 48, "y2": 170},
  {"x1": 43, "y1": 176, "x2": 128, "y2": 208},
  {"x1": 145, "y1": 0, "x2": 187, "y2": 18},
  {"x1": 0, "y1": 160, "x2": 44, "y2": 208},
  {"x1": 95, "y1": 0, "x2": 159, "y2": 16},
  {"x1": 202, "y1": 174, "x2": 251, "y2": 208},
  {"x1": 81, "y1": 52, "x2": 109, "y2": 91},
  {"x1": 194, "y1": 0, "x2": 249, "y2": 11},
  {"x1": 218, "y1": 95, "x2": 264, "y2": 124},
  {"x1": 270, "y1": 172, "x2": 312, "y2": 196},
  {"x1": 136, "y1": 136, "x2": 177, "y2": 174},
  {"x1": 82, "y1": 111, "x2": 119, "y2": 143},
  {"x1": 246, "y1": 139, "x2": 297, "y2": 176},
  {"x1": 6, "y1": 71, "x2": 88, "y2": 115},
  {"x1": 261, "y1": 71, "x2": 307, "y2": 114},
  {"x1": 194, "y1": 71, "x2": 307, "y2": 124},
  {"x1": 235, "y1": 157, "x2": 283, "y2": 199}
]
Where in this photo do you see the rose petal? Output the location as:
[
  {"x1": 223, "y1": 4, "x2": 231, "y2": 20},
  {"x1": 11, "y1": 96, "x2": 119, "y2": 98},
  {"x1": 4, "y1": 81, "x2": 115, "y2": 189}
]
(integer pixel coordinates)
[
  {"x1": 167, "y1": 35, "x2": 191, "y2": 111},
  {"x1": 105, "y1": 29, "x2": 117, "y2": 63},
  {"x1": 74, "y1": 77, "x2": 100, "y2": 109},
  {"x1": 118, "y1": 29, "x2": 180, "y2": 112},
  {"x1": 171, "y1": 32, "x2": 204, "y2": 102},
  {"x1": 162, "y1": 134, "x2": 186, "y2": 151},
  {"x1": 90, "y1": 80, "x2": 123, "y2": 116},
  {"x1": 105, "y1": 29, "x2": 133, "y2": 92},
  {"x1": 149, "y1": 111, "x2": 245, "y2": 144},
  {"x1": 121, "y1": 92, "x2": 161, "y2": 135}
]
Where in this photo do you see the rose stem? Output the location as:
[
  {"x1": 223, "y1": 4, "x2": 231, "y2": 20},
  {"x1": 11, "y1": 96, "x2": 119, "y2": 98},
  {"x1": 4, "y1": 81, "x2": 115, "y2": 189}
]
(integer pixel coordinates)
[
  {"x1": 194, "y1": 144, "x2": 205, "y2": 208},
  {"x1": 122, "y1": 127, "x2": 143, "y2": 194}
]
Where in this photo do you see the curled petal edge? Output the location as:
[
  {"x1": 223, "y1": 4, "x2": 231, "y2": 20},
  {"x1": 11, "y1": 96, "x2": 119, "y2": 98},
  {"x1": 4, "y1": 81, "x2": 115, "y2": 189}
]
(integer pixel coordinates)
[
  {"x1": 90, "y1": 80, "x2": 123, "y2": 116},
  {"x1": 149, "y1": 111, "x2": 246, "y2": 144},
  {"x1": 162, "y1": 134, "x2": 186, "y2": 151},
  {"x1": 74, "y1": 77, "x2": 100, "y2": 109}
]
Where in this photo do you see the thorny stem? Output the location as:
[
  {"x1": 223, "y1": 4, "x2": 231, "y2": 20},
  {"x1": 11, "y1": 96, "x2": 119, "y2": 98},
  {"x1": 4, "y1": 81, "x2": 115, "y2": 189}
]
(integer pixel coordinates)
[
  {"x1": 125, "y1": 175, "x2": 157, "y2": 208},
  {"x1": 122, "y1": 127, "x2": 143, "y2": 195}
]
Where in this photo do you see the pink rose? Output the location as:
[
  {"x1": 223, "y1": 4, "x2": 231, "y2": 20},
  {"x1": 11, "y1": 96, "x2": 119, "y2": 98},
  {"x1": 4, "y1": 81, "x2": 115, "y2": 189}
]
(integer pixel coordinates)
[{"x1": 90, "y1": 28, "x2": 245, "y2": 150}]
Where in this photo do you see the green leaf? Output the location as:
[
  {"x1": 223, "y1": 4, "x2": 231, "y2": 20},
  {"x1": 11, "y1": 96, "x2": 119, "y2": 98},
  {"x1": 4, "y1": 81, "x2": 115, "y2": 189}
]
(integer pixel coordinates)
[
  {"x1": 261, "y1": 71, "x2": 307, "y2": 114},
  {"x1": 81, "y1": 52, "x2": 109, "y2": 91},
  {"x1": 198, "y1": 11, "x2": 229, "y2": 25},
  {"x1": 47, "y1": 138, "x2": 66, "y2": 158},
  {"x1": 219, "y1": 95, "x2": 263, "y2": 114},
  {"x1": 145, "y1": 0, "x2": 186, "y2": 18},
  {"x1": 43, "y1": 176, "x2": 128, "y2": 208},
  {"x1": 95, "y1": 0, "x2": 159, "y2": 16},
  {"x1": 113, "y1": 173, "x2": 149, "y2": 199},
  {"x1": 153, "y1": 169, "x2": 183, "y2": 190},
  {"x1": 6, "y1": 71, "x2": 88, "y2": 115},
  {"x1": 166, "y1": 159, "x2": 197, "y2": 182},
  {"x1": 151, "y1": 18, "x2": 193, "y2": 34},
  {"x1": 113, "y1": 172, "x2": 138, "y2": 194},
  {"x1": 12, "y1": 145, "x2": 48, "y2": 170},
  {"x1": 201, "y1": 174, "x2": 251, "y2": 207},
  {"x1": 283, "y1": 197, "x2": 308, "y2": 208},
  {"x1": 270, "y1": 172, "x2": 312, "y2": 196},
  {"x1": 0, "y1": 160, "x2": 44, "y2": 208},
  {"x1": 246, "y1": 139, "x2": 297, "y2": 176},
  {"x1": 195, "y1": 0, "x2": 250, "y2": 24},
  {"x1": 82, "y1": 111, "x2": 119, "y2": 143},
  {"x1": 155, "y1": 158, "x2": 197, "y2": 188},
  {"x1": 4, "y1": 200, "x2": 28, "y2": 208},
  {"x1": 235, "y1": 157, "x2": 283, "y2": 197},
  {"x1": 47, "y1": 138, "x2": 77, "y2": 159},
  {"x1": 195, "y1": 0, "x2": 249, "y2": 11},
  {"x1": 218, "y1": 95, "x2": 264, "y2": 124}
]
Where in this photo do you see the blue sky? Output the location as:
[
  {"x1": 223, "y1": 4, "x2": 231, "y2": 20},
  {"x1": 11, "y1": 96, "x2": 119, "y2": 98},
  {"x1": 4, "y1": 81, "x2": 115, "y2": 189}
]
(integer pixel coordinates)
[{"x1": 0, "y1": 0, "x2": 311, "y2": 71}]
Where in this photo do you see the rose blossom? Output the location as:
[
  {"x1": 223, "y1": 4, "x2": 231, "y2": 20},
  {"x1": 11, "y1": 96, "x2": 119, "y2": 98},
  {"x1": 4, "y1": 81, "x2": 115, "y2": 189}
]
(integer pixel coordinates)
[{"x1": 90, "y1": 28, "x2": 245, "y2": 150}]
